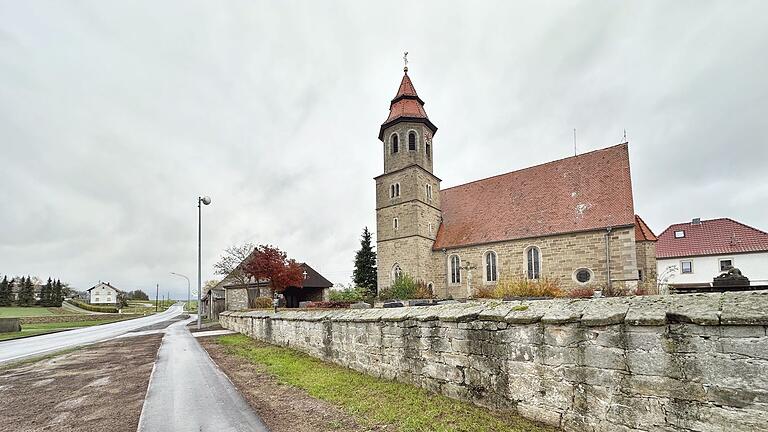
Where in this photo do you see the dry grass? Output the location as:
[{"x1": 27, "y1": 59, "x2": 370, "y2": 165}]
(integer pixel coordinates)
[{"x1": 475, "y1": 275, "x2": 564, "y2": 299}]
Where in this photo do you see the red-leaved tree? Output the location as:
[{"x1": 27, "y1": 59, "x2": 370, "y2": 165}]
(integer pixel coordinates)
[{"x1": 242, "y1": 245, "x2": 304, "y2": 292}]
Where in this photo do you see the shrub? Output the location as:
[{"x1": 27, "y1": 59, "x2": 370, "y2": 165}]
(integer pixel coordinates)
[
  {"x1": 252, "y1": 297, "x2": 273, "y2": 309},
  {"x1": 66, "y1": 299, "x2": 119, "y2": 313},
  {"x1": 304, "y1": 301, "x2": 353, "y2": 309},
  {"x1": 413, "y1": 280, "x2": 435, "y2": 299},
  {"x1": 567, "y1": 287, "x2": 596, "y2": 298},
  {"x1": 328, "y1": 285, "x2": 368, "y2": 302},
  {"x1": 474, "y1": 275, "x2": 564, "y2": 299}
]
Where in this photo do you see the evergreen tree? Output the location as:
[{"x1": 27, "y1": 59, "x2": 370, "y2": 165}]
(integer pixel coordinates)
[
  {"x1": 352, "y1": 227, "x2": 378, "y2": 296},
  {"x1": 40, "y1": 278, "x2": 53, "y2": 306},
  {"x1": 53, "y1": 279, "x2": 63, "y2": 306},
  {"x1": 0, "y1": 276, "x2": 12, "y2": 306},
  {"x1": 18, "y1": 275, "x2": 35, "y2": 306}
]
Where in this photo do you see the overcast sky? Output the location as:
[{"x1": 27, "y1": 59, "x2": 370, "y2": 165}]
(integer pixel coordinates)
[{"x1": 1, "y1": 1, "x2": 766, "y2": 298}]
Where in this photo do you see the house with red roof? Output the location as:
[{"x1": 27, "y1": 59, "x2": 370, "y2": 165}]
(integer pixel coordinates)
[
  {"x1": 374, "y1": 65, "x2": 656, "y2": 297},
  {"x1": 656, "y1": 218, "x2": 768, "y2": 287}
]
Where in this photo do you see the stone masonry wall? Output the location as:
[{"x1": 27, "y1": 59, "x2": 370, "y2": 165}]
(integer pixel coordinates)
[
  {"x1": 636, "y1": 241, "x2": 658, "y2": 285},
  {"x1": 429, "y1": 227, "x2": 638, "y2": 299},
  {"x1": 221, "y1": 291, "x2": 768, "y2": 432}
]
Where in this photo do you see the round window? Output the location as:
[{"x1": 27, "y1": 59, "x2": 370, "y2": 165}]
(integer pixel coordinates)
[{"x1": 575, "y1": 268, "x2": 592, "y2": 283}]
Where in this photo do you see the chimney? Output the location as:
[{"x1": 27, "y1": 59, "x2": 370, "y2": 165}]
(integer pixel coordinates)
[{"x1": 692, "y1": 218, "x2": 701, "y2": 225}]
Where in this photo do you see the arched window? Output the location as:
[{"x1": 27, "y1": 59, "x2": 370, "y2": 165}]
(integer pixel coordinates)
[
  {"x1": 408, "y1": 131, "x2": 416, "y2": 151},
  {"x1": 526, "y1": 246, "x2": 541, "y2": 279},
  {"x1": 393, "y1": 217, "x2": 399, "y2": 230},
  {"x1": 392, "y1": 264, "x2": 402, "y2": 281},
  {"x1": 390, "y1": 183, "x2": 400, "y2": 198},
  {"x1": 391, "y1": 134, "x2": 399, "y2": 154},
  {"x1": 485, "y1": 251, "x2": 498, "y2": 282},
  {"x1": 450, "y1": 255, "x2": 461, "y2": 284}
]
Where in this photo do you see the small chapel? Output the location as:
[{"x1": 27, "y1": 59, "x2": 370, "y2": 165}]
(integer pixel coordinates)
[{"x1": 374, "y1": 63, "x2": 657, "y2": 298}]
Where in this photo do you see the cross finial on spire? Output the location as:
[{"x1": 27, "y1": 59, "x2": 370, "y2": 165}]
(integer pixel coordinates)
[{"x1": 403, "y1": 51, "x2": 409, "y2": 73}]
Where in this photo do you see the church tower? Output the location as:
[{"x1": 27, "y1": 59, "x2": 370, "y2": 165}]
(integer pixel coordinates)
[{"x1": 375, "y1": 63, "x2": 442, "y2": 292}]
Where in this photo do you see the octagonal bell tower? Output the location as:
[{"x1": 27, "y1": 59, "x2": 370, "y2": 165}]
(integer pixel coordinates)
[{"x1": 374, "y1": 64, "x2": 442, "y2": 292}]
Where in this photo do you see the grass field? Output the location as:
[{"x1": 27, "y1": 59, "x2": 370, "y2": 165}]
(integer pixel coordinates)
[
  {"x1": 0, "y1": 307, "x2": 79, "y2": 318},
  {"x1": 214, "y1": 334, "x2": 556, "y2": 432},
  {"x1": 0, "y1": 317, "x2": 132, "y2": 342}
]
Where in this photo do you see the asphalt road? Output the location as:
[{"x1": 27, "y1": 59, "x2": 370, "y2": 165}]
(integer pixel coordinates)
[
  {"x1": 137, "y1": 318, "x2": 269, "y2": 432},
  {"x1": 0, "y1": 303, "x2": 186, "y2": 364}
]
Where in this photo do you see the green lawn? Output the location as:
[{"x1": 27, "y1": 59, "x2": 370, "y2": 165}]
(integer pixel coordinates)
[
  {"x1": 215, "y1": 334, "x2": 556, "y2": 432},
  {"x1": 0, "y1": 307, "x2": 58, "y2": 317},
  {"x1": 0, "y1": 318, "x2": 132, "y2": 342}
]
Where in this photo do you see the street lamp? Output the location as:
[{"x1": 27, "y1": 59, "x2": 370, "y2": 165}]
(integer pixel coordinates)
[
  {"x1": 170, "y1": 272, "x2": 190, "y2": 311},
  {"x1": 197, "y1": 196, "x2": 211, "y2": 329}
]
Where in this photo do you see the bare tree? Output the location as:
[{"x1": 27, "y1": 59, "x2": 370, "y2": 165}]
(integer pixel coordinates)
[{"x1": 213, "y1": 242, "x2": 255, "y2": 285}]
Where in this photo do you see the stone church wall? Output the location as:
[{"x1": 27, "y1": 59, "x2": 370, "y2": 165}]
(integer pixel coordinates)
[
  {"x1": 635, "y1": 241, "x2": 658, "y2": 287},
  {"x1": 429, "y1": 227, "x2": 638, "y2": 299},
  {"x1": 221, "y1": 291, "x2": 768, "y2": 432}
]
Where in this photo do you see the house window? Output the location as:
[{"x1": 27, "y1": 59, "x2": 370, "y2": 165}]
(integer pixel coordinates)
[
  {"x1": 681, "y1": 260, "x2": 693, "y2": 274},
  {"x1": 719, "y1": 259, "x2": 733, "y2": 272},
  {"x1": 391, "y1": 134, "x2": 399, "y2": 154},
  {"x1": 393, "y1": 218, "x2": 399, "y2": 230},
  {"x1": 425, "y1": 184, "x2": 433, "y2": 201},
  {"x1": 392, "y1": 264, "x2": 402, "y2": 281},
  {"x1": 390, "y1": 183, "x2": 400, "y2": 198},
  {"x1": 450, "y1": 255, "x2": 461, "y2": 284},
  {"x1": 674, "y1": 230, "x2": 685, "y2": 238},
  {"x1": 485, "y1": 251, "x2": 498, "y2": 282},
  {"x1": 94, "y1": 297, "x2": 100, "y2": 302},
  {"x1": 526, "y1": 246, "x2": 541, "y2": 279},
  {"x1": 408, "y1": 131, "x2": 416, "y2": 151},
  {"x1": 574, "y1": 268, "x2": 592, "y2": 284}
]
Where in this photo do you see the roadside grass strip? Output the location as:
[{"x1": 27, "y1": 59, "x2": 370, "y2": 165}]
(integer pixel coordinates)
[
  {"x1": 215, "y1": 334, "x2": 556, "y2": 432},
  {"x1": 0, "y1": 318, "x2": 134, "y2": 341},
  {"x1": 0, "y1": 307, "x2": 70, "y2": 317}
]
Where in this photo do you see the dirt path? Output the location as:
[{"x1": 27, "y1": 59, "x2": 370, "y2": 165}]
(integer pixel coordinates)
[
  {"x1": 0, "y1": 334, "x2": 162, "y2": 432},
  {"x1": 200, "y1": 337, "x2": 387, "y2": 432}
]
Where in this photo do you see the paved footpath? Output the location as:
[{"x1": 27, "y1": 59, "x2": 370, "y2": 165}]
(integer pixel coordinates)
[{"x1": 137, "y1": 317, "x2": 269, "y2": 432}]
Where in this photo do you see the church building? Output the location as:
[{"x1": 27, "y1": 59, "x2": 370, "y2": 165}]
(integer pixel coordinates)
[{"x1": 374, "y1": 65, "x2": 656, "y2": 298}]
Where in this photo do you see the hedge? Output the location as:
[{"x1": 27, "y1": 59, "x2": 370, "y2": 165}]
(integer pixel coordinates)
[{"x1": 66, "y1": 299, "x2": 119, "y2": 313}]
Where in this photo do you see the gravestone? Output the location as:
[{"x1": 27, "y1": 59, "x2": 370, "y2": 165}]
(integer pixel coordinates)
[{"x1": 0, "y1": 318, "x2": 21, "y2": 333}]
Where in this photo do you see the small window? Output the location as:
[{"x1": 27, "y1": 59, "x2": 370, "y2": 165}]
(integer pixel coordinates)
[
  {"x1": 681, "y1": 260, "x2": 693, "y2": 274},
  {"x1": 485, "y1": 251, "x2": 498, "y2": 282},
  {"x1": 638, "y1": 269, "x2": 644, "y2": 281},
  {"x1": 393, "y1": 218, "x2": 399, "y2": 230},
  {"x1": 450, "y1": 255, "x2": 461, "y2": 284},
  {"x1": 674, "y1": 230, "x2": 685, "y2": 238},
  {"x1": 719, "y1": 259, "x2": 733, "y2": 272},
  {"x1": 389, "y1": 183, "x2": 400, "y2": 198},
  {"x1": 526, "y1": 247, "x2": 541, "y2": 279},
  {"x1": 428, "y1": 222, "x2": 434, "y2": 233},
  {"x1": 425, "y1": 184, "x2": 433, "y2": 201},
  {"x1": 575, "y1": 268, "x2": 592, "y2": 284},
  {"x1": 408, "y1": 131, "x2": 416, "y2": 151},
  {"x1": 426, "y1": 140, "x2": 431, "y2": 159},
  {"x1": 392, "y1": 264, "x2": 402, "y2": 281},
  {"x1": 391, "y1": 134, "x2": 399, "y2": 154}
]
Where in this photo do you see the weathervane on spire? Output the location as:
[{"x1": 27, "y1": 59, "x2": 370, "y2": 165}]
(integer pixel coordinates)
[{"x1": 403, "y1": 51, "x2": 409, "y2": 73}]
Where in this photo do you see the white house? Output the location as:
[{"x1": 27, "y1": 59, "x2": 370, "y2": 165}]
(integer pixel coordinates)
[
  {"x1": 87, "y1": 282, "x2": 120, "y2": 304},
  {"x1": 656, "y1": 218, "x2": 768, "y2": 287}
]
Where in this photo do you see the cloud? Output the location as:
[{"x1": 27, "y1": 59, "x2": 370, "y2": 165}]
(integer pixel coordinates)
[{"x1": 1, "y1": 1, "x2": 766, "y2": 298}]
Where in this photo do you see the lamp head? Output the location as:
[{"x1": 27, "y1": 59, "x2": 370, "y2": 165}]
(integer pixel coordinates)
[{"x1": 200, "y1": 196, "x2": 212, "y2": 205}]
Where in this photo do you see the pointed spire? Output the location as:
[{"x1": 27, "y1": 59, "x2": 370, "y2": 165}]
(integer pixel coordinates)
[{"x1": 379, "y1": 63, "x2": 437, "y2": 141}]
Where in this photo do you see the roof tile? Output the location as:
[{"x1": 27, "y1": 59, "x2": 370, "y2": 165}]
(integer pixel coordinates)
[{"x1": 433, "y1": 144, "x2": 635, "y2": 249}]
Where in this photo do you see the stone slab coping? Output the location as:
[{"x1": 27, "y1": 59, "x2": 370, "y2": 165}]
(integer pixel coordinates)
[{"x1": 220, "y1": 291, "x2": 768, "y2": 326}]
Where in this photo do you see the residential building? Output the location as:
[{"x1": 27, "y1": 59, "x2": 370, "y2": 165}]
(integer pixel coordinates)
[
  {"x1": 87, "y1": 282, "x2": 120, "y2": 304},
  {"x1": 656, "y1": 218, "x2": 768, "y2": 287}
]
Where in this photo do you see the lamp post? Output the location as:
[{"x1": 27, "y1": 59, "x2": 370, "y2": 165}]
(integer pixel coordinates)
[
  {"x1": 197, "y1": 196, "x2": 212, "y2": 329},
  {"x1": 170, "y1": 272, "x2": 191, "y2": 311}
]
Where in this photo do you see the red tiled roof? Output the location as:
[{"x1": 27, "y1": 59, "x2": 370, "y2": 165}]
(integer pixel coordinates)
[
  {"x1": 379, "y1": 72, "x2": 437, "y2": 140},
  {"x1": 656, "y1": 218, "x2": 768, "y2": 258},
  {"x1": 433, "y1": 144, "x2": 635, "y2": 250},
  {"x1": 635, "y1": 214, "x2": 657, "y2": 241}
]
